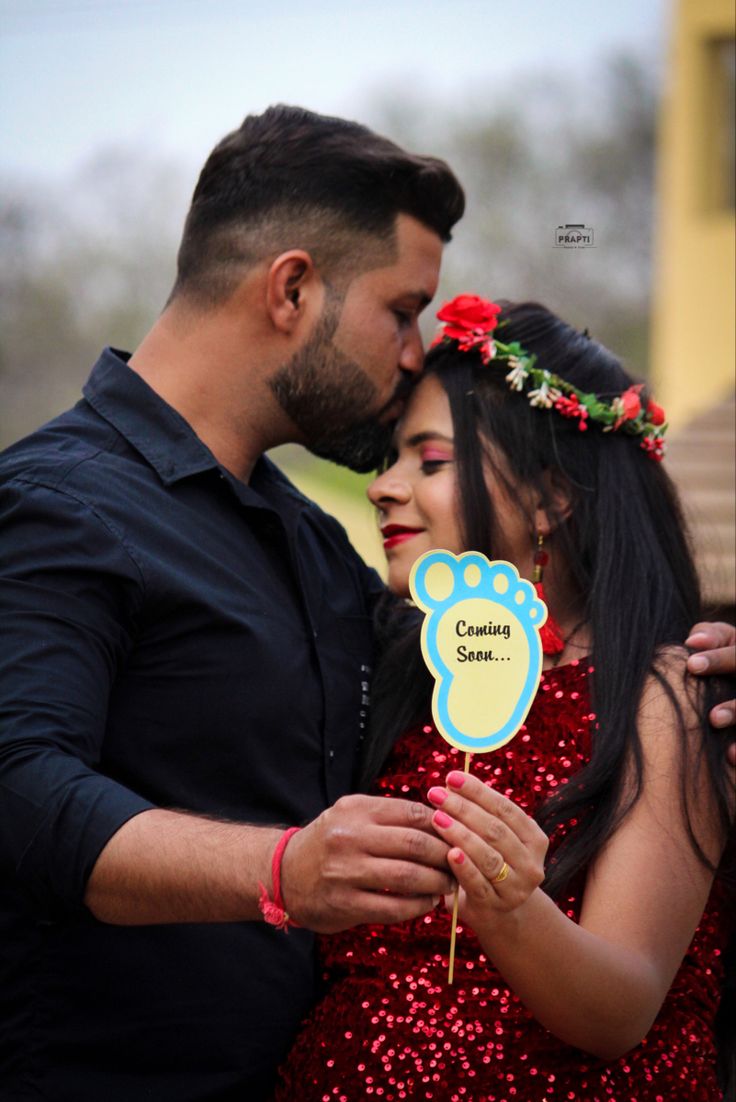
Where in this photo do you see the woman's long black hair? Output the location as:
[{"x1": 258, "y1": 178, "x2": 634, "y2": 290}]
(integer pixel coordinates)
[{"x1": 361, "y1": 301, "x2": 733, "y2": 902}]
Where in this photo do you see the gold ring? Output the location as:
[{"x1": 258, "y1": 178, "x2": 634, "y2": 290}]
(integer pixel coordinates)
[{"x1": 491, "y1": 861, "x2": 510, "y2": 884}]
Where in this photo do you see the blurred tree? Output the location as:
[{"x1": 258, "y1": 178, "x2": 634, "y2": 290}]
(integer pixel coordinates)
[
  {"x1": 0, "y1": 151, "x2": 186, "y2": 446},
  {"x1": 375, "y1": 51, "x2": 658, "y2": 370}
]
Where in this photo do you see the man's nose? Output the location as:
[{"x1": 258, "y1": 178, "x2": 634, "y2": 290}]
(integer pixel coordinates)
[{"x1": 398, "y1": 322, "x2": 425, "y2": 376}]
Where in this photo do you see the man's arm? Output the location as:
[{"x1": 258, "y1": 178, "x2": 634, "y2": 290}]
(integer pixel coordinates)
[
  {"x1": 1, "y1": 481, "x2": 452, "y2": 928},
  {"x1": 85, "y1": 797, "x2": 453, "y2": 931},
  {"x1": 0, "y1": 481, "x2": 157, "y2": 911}
]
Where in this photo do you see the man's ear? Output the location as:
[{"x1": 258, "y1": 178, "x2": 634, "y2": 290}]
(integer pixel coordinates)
[
  {"x1": 534, "y1": 469, "x2": 574, "y2": 538},
  {"x1": 266, "y1": 250, "x2": 321, "y2": 334}
]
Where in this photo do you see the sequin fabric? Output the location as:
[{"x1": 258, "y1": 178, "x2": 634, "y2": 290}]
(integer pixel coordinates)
[{"x1": 276, "y1": 661, "x2": 729, "y2": 1101}]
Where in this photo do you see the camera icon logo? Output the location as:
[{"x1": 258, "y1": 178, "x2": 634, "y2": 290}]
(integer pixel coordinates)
[{"x1": 554, "y1": 224, "x2": 595, "y2": 247}]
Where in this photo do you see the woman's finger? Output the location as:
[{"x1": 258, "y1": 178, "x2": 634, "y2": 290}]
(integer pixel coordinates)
[
  {"x1": 431, "y1": 809, "x2": 544, "y2": 906},
  {"x1": 428, "y1": 789, "x2": 531, "y2": 874},
  {"x1": 432, "y1": 771, "x2": 547, "y2": 851},
  {"x1": 449, "y1": 771, "x2": 541, "y2": 838},
  {"x1": 445, "y1": 846, "x2": 518, "y2": 914}
]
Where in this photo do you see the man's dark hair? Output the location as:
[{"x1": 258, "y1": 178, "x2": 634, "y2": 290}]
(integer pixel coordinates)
[{"x1": 170, "y1": 104, "x2": 465, "y2": 305}]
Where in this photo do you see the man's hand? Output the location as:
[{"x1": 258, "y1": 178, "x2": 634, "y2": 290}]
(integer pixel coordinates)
[
  {"x1": 281, "y1": 794, "x2": 454, "y2": 933},
  {"x1": 86, "y1": 796, "x2": 453, "y2": 930},
  {"x1": 686, "y1": 621, "x2": 735, "y2": 763}
]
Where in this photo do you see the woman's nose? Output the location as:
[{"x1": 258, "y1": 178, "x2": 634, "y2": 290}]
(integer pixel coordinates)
[{"x1": 367, "y1": 467, "x2": 411, "y2": 507}]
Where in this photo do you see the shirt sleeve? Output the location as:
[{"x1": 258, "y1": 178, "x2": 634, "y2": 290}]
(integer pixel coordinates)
[{"x1": 0, "y1": 479, "x2": 155, "y2": 914}]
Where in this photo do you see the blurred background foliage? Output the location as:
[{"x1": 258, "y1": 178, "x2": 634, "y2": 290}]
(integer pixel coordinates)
[{"x1": 0, "y1": 50, "x2": 658, "y2": 566}]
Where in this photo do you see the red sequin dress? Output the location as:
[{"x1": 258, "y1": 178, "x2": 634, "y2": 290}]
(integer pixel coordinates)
[{"x1": 276, "y1": 661, "x2": 729, "y2": 1101}]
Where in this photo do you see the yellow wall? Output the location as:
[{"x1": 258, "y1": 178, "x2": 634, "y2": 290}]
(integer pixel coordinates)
[{"x1": 652, "y1": 0, "x2": 735, "y2": 428}]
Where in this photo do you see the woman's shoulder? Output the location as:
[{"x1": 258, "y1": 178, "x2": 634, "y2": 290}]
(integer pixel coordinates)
[
  {"x1": 639, "y1": 644, "x2": 703, "y2": 735},
  {"x1": 652, "y1": 642, "x2": 691, "y2": 672}
]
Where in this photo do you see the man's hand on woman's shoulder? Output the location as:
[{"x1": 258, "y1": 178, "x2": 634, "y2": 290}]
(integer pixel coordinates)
[{"x1": 685, "y1": 621, "x2": 735, "y2": 763}]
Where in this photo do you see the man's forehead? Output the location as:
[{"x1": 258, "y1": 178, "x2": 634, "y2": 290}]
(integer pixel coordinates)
[
  {"x1": 394, "y1": 212, "x2": 444, "y2": 258},
  {"x1": 379, "y1": 212, "x2": 443, "y2": 292}
]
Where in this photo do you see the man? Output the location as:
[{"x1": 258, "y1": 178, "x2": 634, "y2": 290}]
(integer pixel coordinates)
[
  {"x1": 0, "y1": 105, "x2": 731, "y2": 1101},
  {"x1": 0, "y1": 105, "x2": 464, "y2": 1101}
]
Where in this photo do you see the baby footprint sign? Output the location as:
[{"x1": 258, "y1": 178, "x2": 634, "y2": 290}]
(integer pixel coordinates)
[
  {"x1": 409, "y1": 550, "x2": 549, "y2": 983},
  {"x1": 409, "y1": 550, "x2": 548, "y2": 753}
]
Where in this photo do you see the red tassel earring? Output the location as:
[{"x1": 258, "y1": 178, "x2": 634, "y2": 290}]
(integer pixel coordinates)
[{"x1": 532, "y1": 533, "x2": 565, "y2": 656}]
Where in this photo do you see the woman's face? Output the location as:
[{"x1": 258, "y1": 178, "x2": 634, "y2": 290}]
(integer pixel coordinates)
[{"x1": 367, "y1": 374, "x2": 534, "y2": 597}]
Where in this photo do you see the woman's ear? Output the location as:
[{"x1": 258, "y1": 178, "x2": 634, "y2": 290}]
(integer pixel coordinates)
[
  {"x1": 534, "y1": 469, "x2": 574, "y2": 537},
  {"x1": 265, "y1": 250, "x2": 321, "y2": 334}
]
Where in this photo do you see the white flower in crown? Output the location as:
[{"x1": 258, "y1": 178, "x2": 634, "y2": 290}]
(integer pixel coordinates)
[
  {"x1": 528, "y1": 376, "x2": 561, "y2": 408},
  {"x1": 505, "y1": 356, "x2": 528, "y2": 391}
]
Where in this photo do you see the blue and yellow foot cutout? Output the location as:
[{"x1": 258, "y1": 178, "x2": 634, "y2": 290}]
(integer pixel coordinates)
[{"x1": 409, "y1": 551, "x2": 548, "y2": 754}]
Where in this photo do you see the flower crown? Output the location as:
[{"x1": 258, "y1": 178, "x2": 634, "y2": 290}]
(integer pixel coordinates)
[{"x1": 429, "y1": 294, "x2": 667, "y2": 461}]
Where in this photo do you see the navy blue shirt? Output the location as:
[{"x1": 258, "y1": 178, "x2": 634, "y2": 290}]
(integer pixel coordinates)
[{"x1": 0, "y1": 349, "x2": 384, "y2": 1101}]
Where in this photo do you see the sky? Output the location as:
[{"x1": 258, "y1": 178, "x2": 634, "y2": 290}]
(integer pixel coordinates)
[{"x1": 1, "y1": 0, "x2": 668, "y2": 185}]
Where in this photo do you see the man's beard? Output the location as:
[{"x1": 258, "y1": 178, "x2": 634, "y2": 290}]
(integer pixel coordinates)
[{"x1": 269, "y1": 304, "x2": 412, "y2": 473}]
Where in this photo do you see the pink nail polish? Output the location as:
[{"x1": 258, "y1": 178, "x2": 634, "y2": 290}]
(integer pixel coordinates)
[
  {"x1": 447, "y1": 771, "x2": 466, "y2": 788},
  {"x1": 453, "y1": 849, "x2": 465, "y2": 865},
  {"x1": 427, "y1": 786, "x2": 448, "y2": 805},
  {"x1": 433, "y1": 810, "x2": 453, "y2": 829}
]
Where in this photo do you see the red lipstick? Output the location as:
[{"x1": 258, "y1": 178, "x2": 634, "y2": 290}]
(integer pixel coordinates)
[{"x1": 381, "y1": 524, "x2": 424, "y2": 550}]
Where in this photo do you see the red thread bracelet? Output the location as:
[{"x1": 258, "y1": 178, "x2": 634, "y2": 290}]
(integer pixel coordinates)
[{"x1": 258, "y1": 826, "x2": 302, "y2": 931}]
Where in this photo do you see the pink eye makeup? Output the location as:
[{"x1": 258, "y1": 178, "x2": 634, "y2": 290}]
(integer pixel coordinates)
[{"x1": 420, "y1": 445, "x2": 454, "y2": 464}]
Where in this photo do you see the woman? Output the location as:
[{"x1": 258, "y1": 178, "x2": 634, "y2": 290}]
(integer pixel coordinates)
[{"x1": 276, "y1": 297, "x2": 733, "y2": 1101}]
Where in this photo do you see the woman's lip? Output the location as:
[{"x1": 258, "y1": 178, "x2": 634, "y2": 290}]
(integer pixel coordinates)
[{"x1": 381, "y1": 527, "x2": 424, "y2": 550}]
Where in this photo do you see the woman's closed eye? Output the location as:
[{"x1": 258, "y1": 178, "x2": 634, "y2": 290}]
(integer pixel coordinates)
[{"x1": 420, "y1": 447, "x2": 454, "y2": 474}]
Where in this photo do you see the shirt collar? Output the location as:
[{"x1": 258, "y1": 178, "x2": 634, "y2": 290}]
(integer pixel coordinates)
[
  {"x1": 83, "y1": 349, "x2": 313, "y2": 519},
  {"x1": 83, "y1": 348, "x2": 225, "y2": 486}
]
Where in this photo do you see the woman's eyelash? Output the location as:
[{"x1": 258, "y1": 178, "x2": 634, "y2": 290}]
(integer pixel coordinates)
[{"x1": 421, "y1": 457, "x2": 452, "y2": 473}]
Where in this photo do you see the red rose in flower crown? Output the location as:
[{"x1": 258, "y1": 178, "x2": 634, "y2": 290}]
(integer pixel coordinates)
[
  {"x1": 646, "y1": 398, "x2": 666, "y2": 426},
  {"x1": 612, "y1": 384, "x2": 644, "y2": 429},
  {"x1": 435, "y1": 294, "x2": 501, "y2": 336},
  {"x1": 620, "y1": 385, "x2": 643, "y2": 418},
  {"x1": 430, "y1": 294, "x2": 502, "y2": 364}
]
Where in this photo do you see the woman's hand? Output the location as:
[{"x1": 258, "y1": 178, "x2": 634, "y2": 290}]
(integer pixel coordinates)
[{"x1": 427, "y1": 770, "x2": 548, "y2": 930}]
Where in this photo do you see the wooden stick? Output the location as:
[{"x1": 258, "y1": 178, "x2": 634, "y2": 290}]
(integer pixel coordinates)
[{"x1": 447, "y1": 750, "x2": 472, "y2": 985}]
